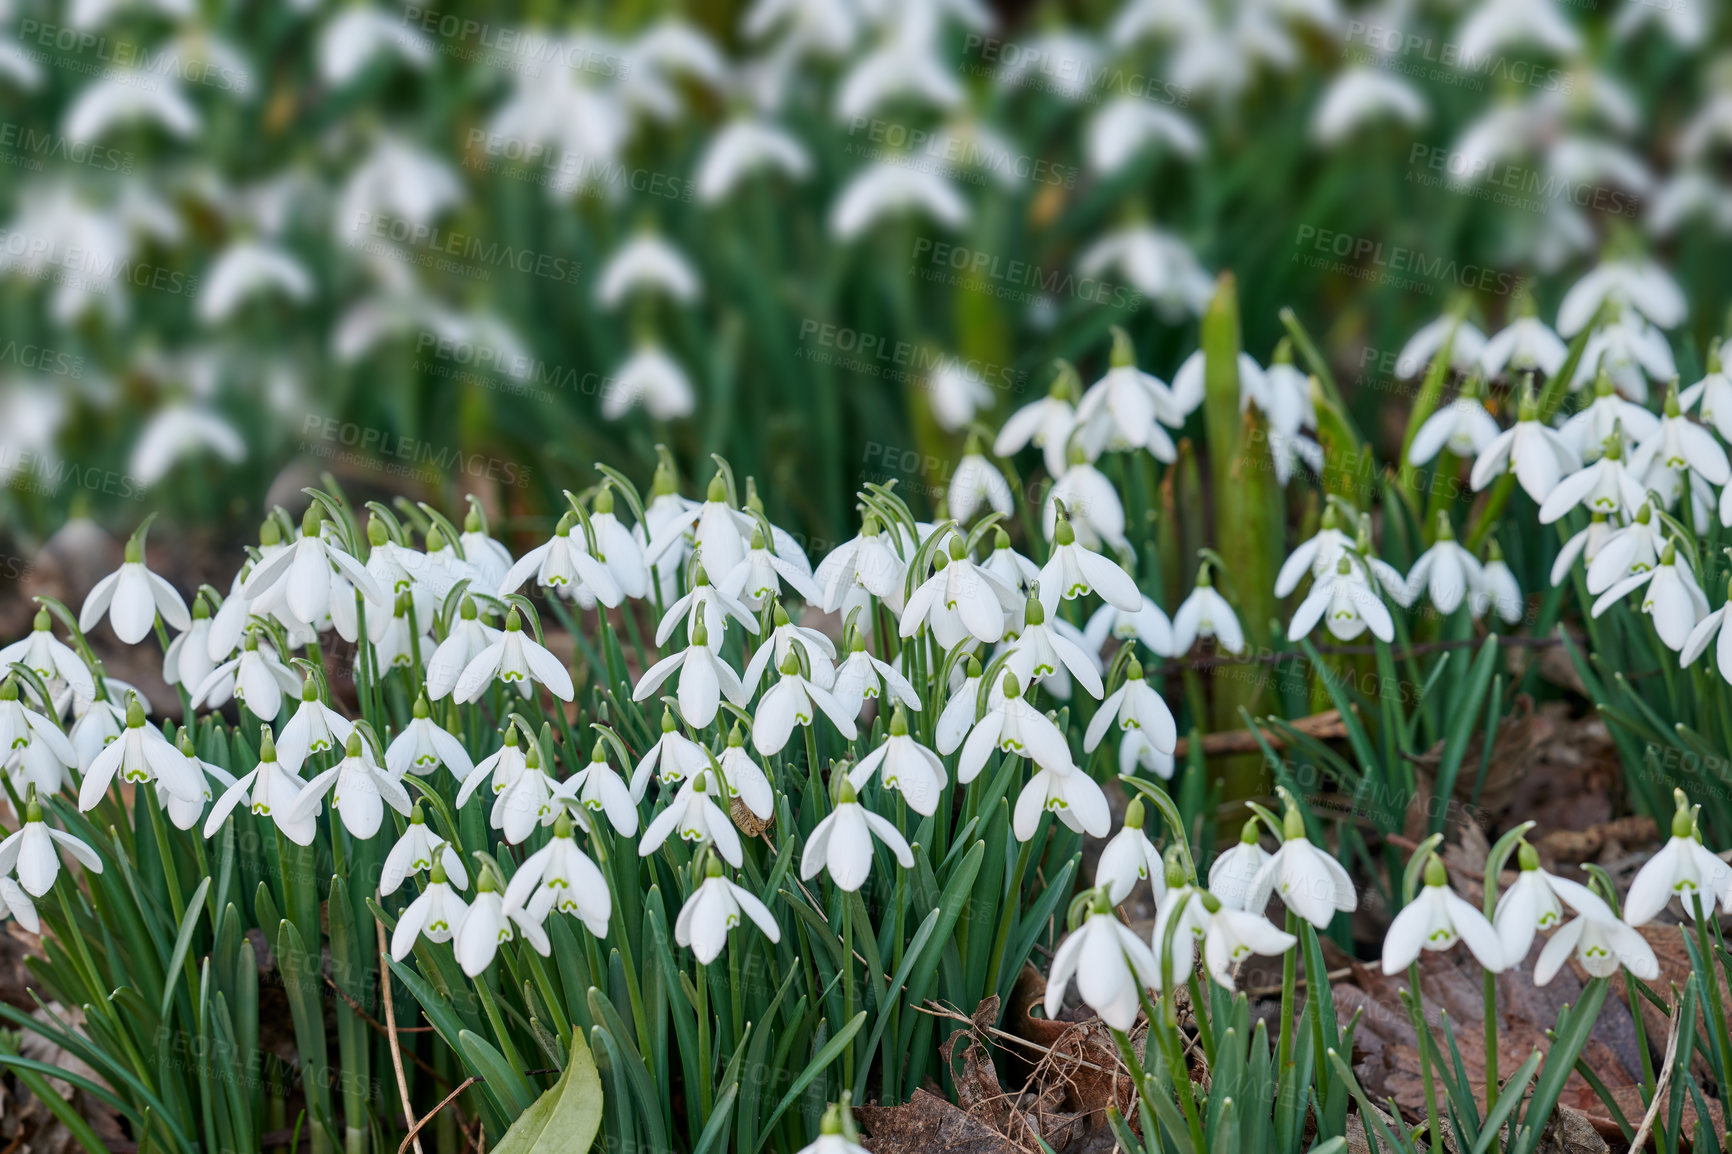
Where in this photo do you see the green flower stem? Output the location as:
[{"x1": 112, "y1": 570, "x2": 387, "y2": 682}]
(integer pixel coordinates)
[
  {"x1": 1484, "y1": 969, "x2": 1499, "y2": 1154},
  {"x1": 1693, "y1": 895, "x2": 1732, "y2": 1103},
  {"x1": 593, "y1": 833, "x2": 653, "y2": 1060},
  {"x1": 842, "y1": 892, "x2": 855, "y2": 1090},
  {"x1": 696, "y1": 959, "x2": 712, "y2": 1117},
  {"x1": 1276, "y1": 908, "x2": 1297, "y2": 1082},
  {"x1": 1407, "y1": 964, "x2": 1444, "y2": 1154},
  {"x1": 153, "y1": 617, "x2": 192, "y2": 721},
  {"x1": 985, "y1": 836, "x2": 1034, "y2": 1000}
]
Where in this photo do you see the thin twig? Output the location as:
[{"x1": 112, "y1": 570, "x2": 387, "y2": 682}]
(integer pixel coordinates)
[
  {"x1": 379, "y1": 922, "x2": 425, "y2": 1154},
  {"x1": 1627, "y1": 1000, "x2": 1682, "y2": 1154},
  {"x1": 914, "y1": 1001, "x2": 1117, "y2": 1075},
  {"x1": 399, "y1": 1076, "x2": 479, "y2": 1154}
]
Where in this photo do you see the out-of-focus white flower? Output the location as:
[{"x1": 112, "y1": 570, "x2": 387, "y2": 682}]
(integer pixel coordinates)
[
  {"x1": 1083, "y1": 595, "x2": 1176, "y2": 659},
  {"x1": 697, "y1": 118, "x2": 812, "y2": 202},
  {"x1": 924, "y1": 356, "x2": 996, "y2": 432},
  {"x1": 1481, "y1": 315, "x2": 1567, "y2": 380},
  {"x1": 1572, "y1": 314, "x2": 1676, "y2": 403},
  {"x1": 830, "y1": 163, "x2": 967, "y2": 240},
  {"x1": 1403, "y1": 515, "x2": 1484, "y2": 616},
  {"x1": 64, "y1": 72, "x2": 199, "y2": 141},
  {"x1": 1086, "y1": 97, "x2": 1202, "y2": 174},
  {"x1": 1397, "y1": 315, "x2": 1487, "y2": 378},
  {"x1": 1311, "y1": 68, "x2": 1427, "y2": 146},
  {"x1": 337, "y1": 136, "x2": 462, "y2": 234},
  {"x1": 1171, "y1": 565, "x2": 1244, "y2": 654},
  {"x1": 743, "y1": 0, "x2": 859, "y2": 58},
  {"x1": 1474, "y1": 544, "x2": 1525, "y2": 625},
  {"x1": 318, "y1": 5, "x2": 433, "y2": 83},
  {"x1": 995, "y1": 375, "x2": 1078, "y2": 479},
  {"x1": 997, "y1": 30, "x2": 1101, "y2": 102},
  {"x1": 1170, "y1": 348, "x2": 1264, "y2": 417},
  {"x1": 1611, "y1": 0, "x2": 1705, "y2": 47},
  {"x1": 837, "y1": 31, "x2": 962, "y2": 120},
  {"x1": 1288, "y1": 555, "x2": 1394, "y2": 641},
  {"x1": 1407, "y1": 394, "x2": 1501, "y2": 467},
  {"x1": 1078, "y1": 227, "x2": 1213, "y2": 320},
  {"x1": 601, "y1": 344, "x2": 696, "y2": 421},
  {"x1": 597, "y1": 234, "x2": 701, "y2": 309},
  {"x1": 948, "y1": 445, "x2": 1013, "y2": 523},
  {"x1": 1558, "y1": 259, "x2": 1686, "y2": 337},
  {"x1": 1458, "y1": 0, "x2": 1579, "y2": 62},
  {"x1": 130, "y1": 402, "x2": 247, "y2": 487}
]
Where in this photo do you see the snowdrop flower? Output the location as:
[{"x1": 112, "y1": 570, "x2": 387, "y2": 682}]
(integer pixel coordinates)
[
  {"x1": 130, "y1": 402, "x2": 248, "y2": 488},
  {"x1": 1014, "y1": 754, "x2": 1110, "y2": 841},
  {"x1": 1288, "y1": 555, "x2": 1394, "y2": 642},
  {"x1": 676, "y1": 856, "x2": 780, "y2": 964},
  {"x1": 1469, "y1": 386, "x2": 1580, "y2": 503},
  {"x1": 387, "y1": 695, "x2": 474, "y2": 779},
  {"x1": 503, "y1": 812, "x2": 611, "y2": 937},
  {"x1": 1273, "y1": 507, "x2": 1354, "y2": 597},
  {"x1": 0, "y1": 796, "x2": 102, "y2": 898},
  {"x1": 597, "y1": 234, "x2": 701, "y2": 309},
  {"x1": 1538, "y1": 437, "x2": 1646, "y2": 524},
  {"x1": 1591, "y1": 541, "x2": 1706, "y2": 651},
  {"x1": 959, "y1": 672, "x2": 1073, "y2": 784},
  {"x1": 646, "y1": 473, "x2": 754, "y2": 584},
  {"x1": 719, "y1": 529, "x2": 822, "y2": 612},
  {"x1": 817, "y1": 516, "x2": 909, "y2": 615},
  {"x1": 1550, "y1": 513, "x2": 1611, "y2": 587},
  {"x1": 740, "y1": 603, "x2": 834, "y2": 693},
  {"x1": 753, "y1": 652, "x2": 859, "y2": 756},
  {"x1": 191, "y1": 632, "x2": 300, "y2": 721},
  {"x1": 1682, "y1": 581, "x2": 1732, "y2": 683},
  {"x1": 848, "y1": 707, "x2": 946, "y2": 816},
  {"x1": 381, "y1": 807, "x2": 468, "y2": 896},
  {"x1": 1086, "y1": 96, "x2": 1202, "y2": 174},
  {"x1": 1073, "y1": 333, "x2": 1185, "y2": 455},
  {"x1": 1396, "y1": 315, "x2": 1487, "y2": 378},
  {"x1": 901, "y1": 536, "x2": 1020, "y2": 648},
  {"x1": 1098, "y1": 799, "x2": 1166, "y2": 907},
  {"x1": 1629, "y1": 385, "x2": 1732, "y2": 494},
  {"x1": 1039, "y1": 512, "x2": 1141, "y2": 615},
  {"x1": 935, "y1": 656, "x2": 983, "y2": 756},
  {"x1": 80, "y1": 530, "x2": 192, "y2": 645},
  {"x1": 1247, "y1": 352, "x2": 1316, "y2": 439},
  {"x1": 1152, "y1": 878, "x2": 1297, "y2": 992},
  {"x1": 561, "y1": 741, "x2": 639, "y2": 837},
  {"x1": 1558, "y1": 258, "x2": 1687, "y2": 337},
  {"x1": 1623, "y1": 791, "x2": 1732, "y2": 924},
  {"x1": 425, "y1": 598, "x2": 501, "y2": 701},
  {"x1": 78, "y1": 694, "x2": 199, "y2": 811},
  {"x1": 994, "y1": 368, "x2": 1079, "y2": 480},
  {"x1": 389, "y1": 855, "x2": 468, "y2": 961},
  {"x1": 830, "y1": 163, "x2": 967, "y2": 241},
  {"x1": 1534, "y1": 876, "x2": 1659, "y2": 985},
  {"x1": 996, "y1": 29, "x2": 1101, "y2": 101},
  {"x1": 632, "y1": 619, "x2": 748, "y2": 729},
  {"x1": 1480, "y1": 313, "x2": 1567, "y2": 379},
  {"x1": 794, "y1": 1107, "x2": 871, "y2": 1154},
  {"x1": 836, "y1": 31, "x2": 963, "y2": 120},
  {"x1": 1408, "y1": 392, "x2": 1502, "y2": 467},
  {"x1": 1045, "y1": 454, "x2": 1134, "y2": 550},
  {"x1": 1079, "y1": 226, "x2": 1214, "y2": 321},
  {"x1": 64, "y1": 72, "x2": 199, "y2": 142},
  {"x1": 1458, "y1": 0, "x2": 1579, "y2": 61},
  {"x1": 1680, "y1": 344, "x2": 1732, "y2": 443},
  {"x1": 453, "y1": 870, "x2": 549, "y2": 978},
  {"x1": 0, "y1": 609, "x2": 94, "y2": 702},
  {"x1": 925, "y1": 356, "x2": 997, "y2": 433},
  {"x1": 1560, "y1": 371, "x2": 1659, "y2": 461},
  {"x1": 714, "y1": 723, "x2": 774, "y2": 821},
  {"x1": 1381, "y1": 856, "x2": 1506, "y2": 974},
  {"x1": 1082, "y1": 595, "x2": 1176, "y2": 660},
  {"x1": 602, "y1": 344, "x2": 697, "y2": 422},
  {"x1": 453, "y1": 609, "x2": 573, "y2": 703},
  {"x1": 1045, "y1": 894, "x2": 1158, "y2": 1029},
  {"x1": 1573, "y1": 314, "x2": 1677, "y2": 403},
  {"x1": 0, "y1": 677, "x2": 77, "y2": 784},
  {"x1": 276, "y1": 678, "x2": 356, "y2": 774},
  {"x1": 1084, "y1": 656, "x2": 1177, "y2": 777},
  {"x1": 489, "y1": 740, "x2": 559, "y2": 845},
  {"x1": 1247, "y1": 802, "x2": 1357, "y2": 929},
  {"x1": 291, "y1": 732, "x2": 411, "y2": 841},
  {"x1": 498, "y1": 513, "x2": 618, "y2": 608},
  {"x1": 948, "y1": 440, "x2": 1013, "y2": 524},
  {"x1": 1403, "y1": 515, "x2": 1485, "y2": 616},
  {"x1": 1473, "y1": 542, "x2": 1525, "y2": 626},
  {"x1": 197, "y1": 241, "x2": 314, "y2": 325},
  {"x1": 203, "y1": 728, "x2": 316, "y2": 846},
  {"x1": 241, "y1": 506, "x2": 384, "y2": 629},
  {"x1": 696, "y1": 117, "x2": 812, "y2": 203},
  {"x1": 831, "y1": 633, "x2": 921, "y2": 717},
  {"x1": 800, "y1": 777, "x2": 913, "y2": 892},
  {"x1": 1312, "y1": 68, "x2": 1427, "y2": 146},
  {"x1": 1585, "y1": 503, "x2": 1661, "y2": 594},
  {"x1": 641, "y1": 771, "x2": 743, "y2": 867},
  {"x1": 1171, "y1": 563, "x2": 1244, "y2": 654},
  {"x1": 318, "y1": 5, "x2": 433, "y2": 85},
  {"x1": 162, "y1": 599, "x2": 217, "y2": 693},
  {"x1": 1209, "y1": 820, "x2": 1271, "y2": 912},
  {"x1": 1491, "y1": 843, "x2": 1565, "y2": 965},
  {"x1": 1003, "y1": 597, "x2": 1100, "y2": 699}
]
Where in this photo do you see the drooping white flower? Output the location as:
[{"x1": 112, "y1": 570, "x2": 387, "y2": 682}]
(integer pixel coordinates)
[
  {"x1": 675, "y1": 858, "x2": 781, "y2": 964},
  {"x1": 1473, "y1": 544, "x2": 1525, "y2": 626},
  {"x1": 0, "y1": 677, "x2": 78, "y2": 790},
  {"x1": 503, "y1": 812, "x2": 611, "y2": 937},
  {"x1": 197, "y1": 241, "x2": 314, "y2": 325},
  {"x1": 713, "y1": 723, "x2": 774, "y2": 821},
  {"x1": 559, "y1": 741, "x2": 640, "y2": 837},
  {"x1": 925, "y1": 356, "x2": 997, "y2": 433},
  {"x1": 1550, "y1": 514, "x2": 1611, "y2": 588},
  {"x1": 1098, "y1": 799, "x2": 1166, "y2": 907},
  {"x1": 632, "y1": 618, "x2": 749, "y2": 729},
  {"x1": 453, "y1": 873, "x2": 549, "y2": 978},
  {"x1": 830, "y1": 633, "x2": 921, "y2": 717},
  {"x1": 817, "y1": 517, "x2": 909, "y2": 616},
  {"x1": 1014, "y1": 757, "x2": 1111, "y2": 841},
  {"x1": 948, "y1": 444, "x2": 1014, "y2": 525},
  {"x1": 1572, "y1": 314, "x2": 1677, "y2": 403},
  {"x1": 275, "y1": 679, "x2": 356, "y2": 774},
  {"x1": 0, "y1": 609, "x2": 95, "y2": 702},
  {"x1": 1557, "y1": 258, "x2": 1687, "y2": 337},
  {"x1": 1083, "y1": 655, "x2": 1177, "y2": 778},
  {"x1": 1623, "y1": 792, "x2": 1732, "y2": 925},
  {"x1": 1086, "y1": 95, "x2": 1202, "y2": 174},
  {"x1": 80, "y1": 533, "x2": 192, "y2": 645},
  {"x1": 1407, "y1": 395, "x2": 1502, "y2": 467},
  {"x1": 1381, "y1": 856, "x2": 1506, "y2": 974},
  {"x1": 1045, "y1": 457, "x2": 1134, "y2": 551},
  {"x1": 1153, "y1": 882, "x2": 1297, "y2": 991},
  {"x1": 597, "y1": 234, "x2": 701, "y2": 309},
  {"x1": 1469, "y1": 388, "x2": 1580, "y2": 503},
  {"x1": 380, "y1": 807, "x2": 468, "y2": 897},
  {"x1": 454, "y1": 727, "x2": 529, "y2": 807},
  {"x1": 935, "y1": 656, "x2": 983, "y2": 756},
  {"x1": 453, "y1": 610, "x2": 574, "y2": 703},
  {"x1": 1246, "y1": 805, "x2": 1358, "y2": 930},
  {"x1": 1680, "y1": 347, "x2": 1732, "y2": 443},
  {"x1": 290, "y1": 732, "x2": 411, "y2": 840},
  {"x1": 1288, "y1": 555, "x2": 1395, "y2": 642},
  {"x1": 958, "y1": 672, "x2": 1073, "y2": 784},
  {"x1": 1078, "y1": 226, "x2": 1214, "y2": 320},
  {"x1": 1533, "y1": 875, "x2": 1659, "y2": 984},
  {"x1": 696, "y1": 117, "x2": 812, "y2": 203},
  {"x1": 387, "y1": 695, "x2": 474, "y2": 780},
  {"x1": 203, "y1": 728, "x2": 316, "y2": 846},
  {"x1": 190, "y1": 633, "x2": 301, "y2": 721},
  {"x1": 489, "y1": 741, "x2": 559, "y2": 846},
  {"x1": 993, "y1": 377, "x2": 1078, "y2": 480},
  {"x1": 640, "y1": 771, "x2": 743, "y2": 867},
  {"x1": 1311, "y1": 67, "x2": 1427, "y2": 146},
  {"x1": 830, "y1": 163, "x2": 967, "y2": 241},
  {"x1": 1039, "y1": 513, "x2": 1141, "y2": 616},
  {"x1": 318, "y1": 5, "x2": 434, "y2": 85},
  {"x1": 64, "y1": 71, "x2": 199, "y2": 142},
  {"x1": 848, "y1": 708, "x2": 946, "y2": 816},
  {"x1": 1044, "y1": 901, "x2": 1159, "y2": 1029},
  {"x1": 0, "y1": 798, "x2": 103, "y2": 898},
  {"x1": 1629, "y1": 386, "x2": 1732, "y2": 495},
  {"x1": 1681, "y1": 589, "x2": 1732, "y2": 684},
  {"x1": 1537, "y1": 440, "x2": 1647, "y2": 525},
  {"x1": 78, "y1": 695, "x2": 199, "y2": 811},
  {"x1": 1585, "y1": 504, "x2": 1662, "y2": 593},
  {"x1": 1396, "y1": 315, "x2": 1487, "y2": 378},
  {"x1": 389, "y1": 859, "x2": 470, "y2": 962},
  {"x1": 719, "y1": 530, "x2": 823, "y2": 613},
  {"x1": 753, "y1": 652, "x2": 859, "y2": 755},
  {"x1": 1590, "y1": 541, "x2": 1707, "y2": 651},
  {"x1": 239, "y1": 506, "x2": 385, "y2": 629},
  {"x1": 1171, "y1": 566, "x2": 1244, "y2": 654},
  {"x1": 1082, "y1": 595, "x2": 1177, "y2": 660},
  {"x1": 900, "y1": 536, "x2": 1021, "y2": 648},
  {"x1": 1480, "y1": 314, "x2": 1567, "y2": 380},
  {"x1": 1404, "y1": 515, "x2": 1485, "y2": 617},
  {"x1": 1491, "y1": 844, "x2": 1566, "y2": 965},
  {"x1": 800, "y1": 780, "x2": 914, "y2": 892},
  {"x1": 1208, "y1": 821, "x2": 1271, "y2": 912},
  {"x1": 602, "y1": 344, "x2": 697, "y2": 422}
]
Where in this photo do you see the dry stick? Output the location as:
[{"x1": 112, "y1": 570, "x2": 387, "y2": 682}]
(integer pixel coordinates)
[
  {"x1": 1627, "y1": 1000, "x2": 1683, "y2": 1154},
  {"x1": 399, "y1": 1077, "x2": 480, "y2": 1154},
  {"x1": 915, "y1": 1002, "x2": 1117, "y2": 1076},
  {"x1": 379, "y1": 923, "x2": 426, "y2": 1154}
]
